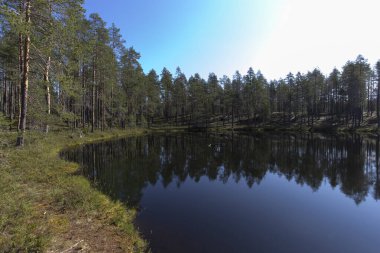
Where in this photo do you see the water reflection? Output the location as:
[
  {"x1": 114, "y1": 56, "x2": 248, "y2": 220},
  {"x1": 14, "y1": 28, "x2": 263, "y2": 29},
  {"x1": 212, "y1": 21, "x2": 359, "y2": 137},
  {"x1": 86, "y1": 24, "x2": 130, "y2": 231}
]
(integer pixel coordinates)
[{"x1": 64, "y1": 133, "x2": 380, "y2": 206}]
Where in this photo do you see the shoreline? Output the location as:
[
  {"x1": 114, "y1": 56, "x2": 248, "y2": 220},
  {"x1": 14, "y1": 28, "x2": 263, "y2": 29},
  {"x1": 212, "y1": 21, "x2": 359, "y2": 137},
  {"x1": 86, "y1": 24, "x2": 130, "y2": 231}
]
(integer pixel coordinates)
[
  {"x1": 1, "y1": 125, "x2": 379, "y2": 252},
  {"x1": 0, "y1": 129, "x2": 148, "y2": 252}
]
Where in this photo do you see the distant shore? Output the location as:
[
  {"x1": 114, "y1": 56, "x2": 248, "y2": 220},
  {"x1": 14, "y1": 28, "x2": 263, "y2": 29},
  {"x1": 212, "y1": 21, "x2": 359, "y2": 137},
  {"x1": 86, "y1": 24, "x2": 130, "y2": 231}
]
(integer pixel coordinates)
[{"x1": 177, "y1": 114, "x2": 380, "y2": 135}]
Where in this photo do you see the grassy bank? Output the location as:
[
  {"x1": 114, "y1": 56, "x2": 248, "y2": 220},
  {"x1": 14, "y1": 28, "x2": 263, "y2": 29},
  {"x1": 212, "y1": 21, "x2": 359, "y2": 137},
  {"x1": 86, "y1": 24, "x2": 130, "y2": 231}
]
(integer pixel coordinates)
[{"x1": 0, "y1": 129, "x2": 148, "y2": 252}]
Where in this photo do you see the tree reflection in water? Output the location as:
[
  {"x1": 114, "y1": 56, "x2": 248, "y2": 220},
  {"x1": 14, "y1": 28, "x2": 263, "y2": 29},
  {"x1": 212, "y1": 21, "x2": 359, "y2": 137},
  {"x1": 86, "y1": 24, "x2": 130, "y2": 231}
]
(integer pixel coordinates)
[{"x1": 63, "y1": 133, "x2": 380, "y2": 207}]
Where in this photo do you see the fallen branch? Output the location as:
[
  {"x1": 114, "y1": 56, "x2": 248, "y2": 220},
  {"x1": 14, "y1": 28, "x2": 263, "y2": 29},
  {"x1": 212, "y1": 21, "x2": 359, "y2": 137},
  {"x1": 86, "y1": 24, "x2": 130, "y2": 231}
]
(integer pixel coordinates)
[{"x1": 60, "y1": 240, "x2": 84, "y2": 253}]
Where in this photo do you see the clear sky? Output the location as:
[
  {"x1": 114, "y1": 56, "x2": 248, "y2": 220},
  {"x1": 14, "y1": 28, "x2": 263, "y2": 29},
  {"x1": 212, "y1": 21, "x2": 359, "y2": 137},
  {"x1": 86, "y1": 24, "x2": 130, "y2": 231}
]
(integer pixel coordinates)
[{"x1": 84, "y1": 0, "x2": 380, "y2": 80}]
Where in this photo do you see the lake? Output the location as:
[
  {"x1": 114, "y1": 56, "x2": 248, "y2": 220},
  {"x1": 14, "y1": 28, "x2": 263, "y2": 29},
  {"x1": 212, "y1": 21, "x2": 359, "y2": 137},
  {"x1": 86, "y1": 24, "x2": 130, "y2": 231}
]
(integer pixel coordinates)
[{"x1": 62, "y1": 132, "x2": 380, "y2": 253}]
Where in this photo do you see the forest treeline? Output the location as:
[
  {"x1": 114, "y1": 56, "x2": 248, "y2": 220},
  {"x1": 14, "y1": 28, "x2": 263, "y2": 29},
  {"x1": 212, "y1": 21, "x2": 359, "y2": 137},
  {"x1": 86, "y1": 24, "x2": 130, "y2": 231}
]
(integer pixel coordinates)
[{"x1": 1, "y1": 1, "x2": 380, "y2": 145}]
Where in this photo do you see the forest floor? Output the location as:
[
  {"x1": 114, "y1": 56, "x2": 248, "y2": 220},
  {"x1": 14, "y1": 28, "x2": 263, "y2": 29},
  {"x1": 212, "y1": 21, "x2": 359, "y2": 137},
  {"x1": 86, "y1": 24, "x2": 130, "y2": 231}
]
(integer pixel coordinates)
[{"x1": 0, "y1": 129, "x2": 149, "y2": 253}]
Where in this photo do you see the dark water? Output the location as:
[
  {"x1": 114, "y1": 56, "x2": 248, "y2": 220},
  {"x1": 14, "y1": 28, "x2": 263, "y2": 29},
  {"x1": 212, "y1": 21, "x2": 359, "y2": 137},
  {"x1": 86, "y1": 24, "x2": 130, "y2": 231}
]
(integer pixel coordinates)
[{"x1": 62, "y1": 133, "x2": 380, "y2": 253}]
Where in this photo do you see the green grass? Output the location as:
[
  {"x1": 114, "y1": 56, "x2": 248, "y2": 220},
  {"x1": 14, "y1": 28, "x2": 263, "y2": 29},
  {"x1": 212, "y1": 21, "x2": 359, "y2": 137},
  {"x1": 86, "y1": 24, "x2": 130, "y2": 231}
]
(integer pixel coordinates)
[{"x1": 0, "y1": 129, "x2": 148, "y2": 252}]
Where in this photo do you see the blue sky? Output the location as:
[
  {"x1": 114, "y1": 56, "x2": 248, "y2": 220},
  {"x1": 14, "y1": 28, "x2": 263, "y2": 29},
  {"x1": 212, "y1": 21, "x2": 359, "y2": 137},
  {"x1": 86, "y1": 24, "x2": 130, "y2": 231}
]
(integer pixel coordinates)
[{"x1": 84, "y1": 0, "x2": 380, "y2": 80}]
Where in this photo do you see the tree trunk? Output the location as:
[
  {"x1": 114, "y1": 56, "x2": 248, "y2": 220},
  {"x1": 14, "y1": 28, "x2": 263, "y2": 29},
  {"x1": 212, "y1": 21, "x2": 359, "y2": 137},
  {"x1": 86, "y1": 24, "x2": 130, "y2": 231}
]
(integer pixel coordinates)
[
  {"x1": 44, "y1": 56, "x2": 51, "y2": 133},
  {"x1": 96, "y1": 86, "x2": 99, "y2": 129},
  {"x1": 17, "y1": 0, "x2": 31, "y2": 146},
  {"x1": 102, "y1": 93, "x2": 105, "y2": 131},
  {"x1": 9, "y1": 81, "x2": 14, "y2": 121},
  {"x1": 17, "y1": 2, "x2": 24, "y2": 131},
  {"x1": 81, "y1": 65, "x2": 86, "y2": 128},
  {"x1": 91, "y1": 57, "x2": 96, "y2": 133},
  {"x1": 2, "y1": 78, "x2": 7, "y2": 115},
  {"x1": 110, "y1": 82, "x2": 113, "y2": 128}
]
